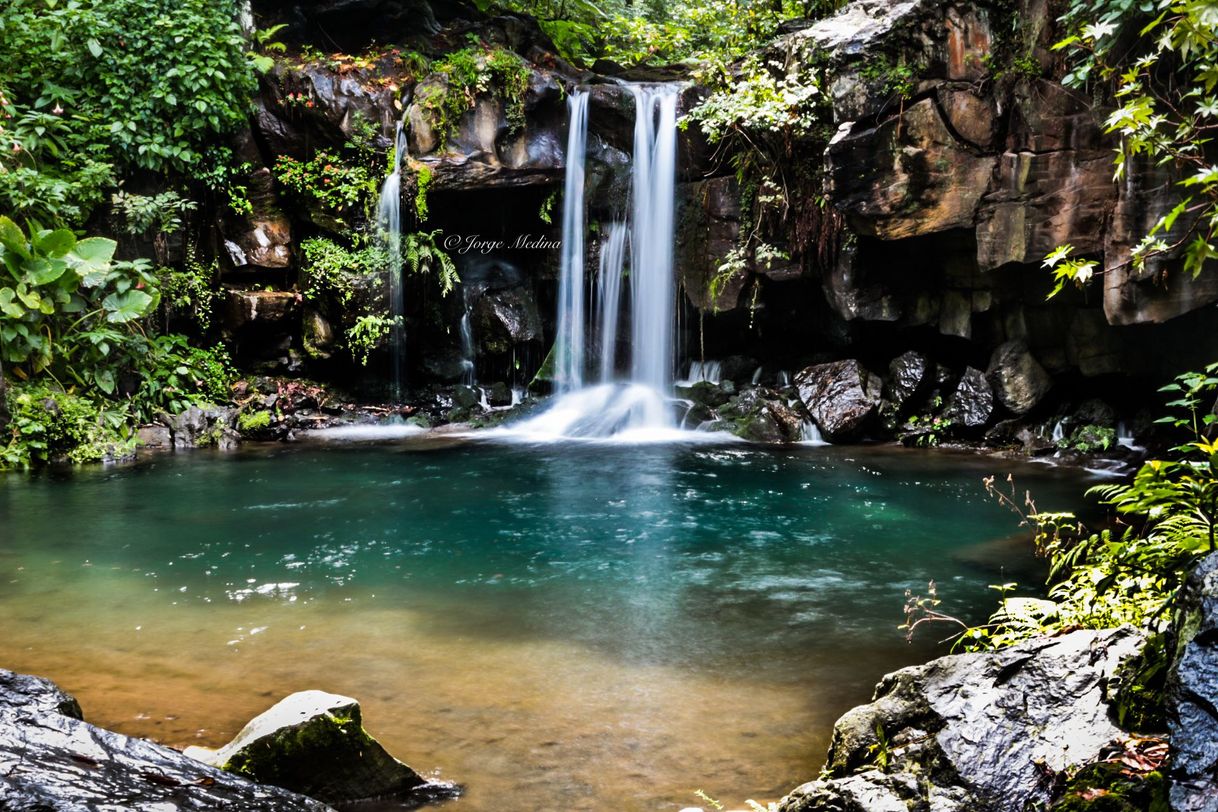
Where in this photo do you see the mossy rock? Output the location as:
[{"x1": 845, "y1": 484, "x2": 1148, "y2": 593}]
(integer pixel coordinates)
[{"x1": 195, "y1": 690, "x2": 450, "y2": 804}]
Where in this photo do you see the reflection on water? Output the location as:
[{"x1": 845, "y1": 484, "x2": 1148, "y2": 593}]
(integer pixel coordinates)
[{"x1": 0, "y1": 441, "x2": 1097, "y2": 810}]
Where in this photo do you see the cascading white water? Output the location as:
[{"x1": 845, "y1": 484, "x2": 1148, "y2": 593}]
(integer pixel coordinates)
[
  {"x1": 459, "y1": 291, "x2": 476, "y2": 386},
  {"x1": 507, "y1": 83, "x2": 693, "y2": 442},
  {"x1": 628, "y1": 85, "x2": 678, "y2": 404},
  {"x1": 553, "y1": 90, "x2": 589, "y2": 394},
  {"x1": 680, "y1": 360, "x2": 722, "y2": 385},
  {"x1": 596, "y1": 221, "x2": 628, "y2": 382},
  {"x1": 378, "y1": 116, "x2": 408, "y2": 400}
]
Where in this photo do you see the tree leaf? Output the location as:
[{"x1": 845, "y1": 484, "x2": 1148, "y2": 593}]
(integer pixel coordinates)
[{"x1": 101, "y1": 289, "x2": 153, "y2": 323}]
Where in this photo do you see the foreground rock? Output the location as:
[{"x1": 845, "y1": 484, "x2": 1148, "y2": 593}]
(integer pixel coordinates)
[
  {"x1": 0, "y1": 668, "x2": 331, "y2": 812},
  {"x1": 1168, "y1": 551, "x2": 1218, "y2": 811},
  {"x1": 187, "y1": 690, "x2": 456, "y2": 806},
  {"x1": 776, "y1": 627, "x2": 1146, "y2": 812}
]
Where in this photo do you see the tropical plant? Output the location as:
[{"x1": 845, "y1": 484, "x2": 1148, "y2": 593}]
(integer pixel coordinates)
[
  {"x1": 0, "y1": 0, "x2": 257, "y2": 226},
  {"x1": 903, "y1": 362, "x2": 1218, "y2": 652},
  {"x1": 1044, "y1": 0, "x2": 1218, "y2": 294}
]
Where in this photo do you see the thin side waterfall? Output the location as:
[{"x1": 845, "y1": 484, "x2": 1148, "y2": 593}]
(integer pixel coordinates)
[
  {"x1": 553, "y1": 90, "x2": 589, "y2": 394},
  {"x1": 628, "y1": 85, "x2": 678, "y2": 402},
  {"x1": 459, "y1": 291, "x2": 476, "y2": 386},
  {"x1": 596, "y1": 221, "x2": 628, "y2": 382},
  {"x1": 378, "y1": 115, "x2": 408, "y2": 401}
]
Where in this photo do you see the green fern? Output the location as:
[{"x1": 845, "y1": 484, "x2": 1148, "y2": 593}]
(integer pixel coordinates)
[{"x1": 403, "y1": 230, "x2": 459, "y2": 296}]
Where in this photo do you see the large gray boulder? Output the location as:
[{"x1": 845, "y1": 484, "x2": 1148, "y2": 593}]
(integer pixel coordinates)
[
  {"x1": 942, "y1": 366, "x2": 993, "y2": 430},
  {"x1": 1168, "y1": 552, "x2": 1218, "y2": 812},
  {"x1": 188, "y1": 690, "x2": 455, "y2": 806},
  {"x1": 777, "y1": 627, "x2": 1147, "y2": 812},
  {"x1": 795, "y1": 360, "x2": 882, "y2": 441},
  {"x1": 0, "y1": 668, "x2": 331, "y2": 812}
]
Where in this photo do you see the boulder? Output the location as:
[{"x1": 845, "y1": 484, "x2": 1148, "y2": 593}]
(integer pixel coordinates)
[
  {"x1": 0, "y1": 668, "x2": 331, "y2": 812},
  {"x1": 163, "y1": 405, "x2": 241, "y2": 450},
  {"x1": 717, "y1": 388, "x2": 806, "y2": 443},
  {"x1": 795, "y1": 360, "x2": 882, "y2": 441},
  {"x1": 777, "y1": 627, "x2": 1147, "y2": 812},
  {"x1": 472, "y1": 286, "x2": 543, "y2": 354},
  {"x1": 883, "y1": 350, "x2": 929, "y2": 412},
  {"x1": 223, "y1": 289, "x2": 301, "y2": 332},
  {"x1": 188, "y1": 690, "x2": 453, "y2": 806},
  {"x1": 1167, "y1": 552, "x2": 1218, "y2": 811},
  {"x1": 986, "y1": 340, "x2": 1052, "y2": 415},
  {"x1": 942, "y1": 366, "x2": 993, "y2": 429}
]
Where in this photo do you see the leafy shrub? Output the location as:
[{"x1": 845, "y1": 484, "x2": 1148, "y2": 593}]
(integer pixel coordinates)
[
  {"x1": 415, "y1": 46, "x2": 531, "y2": 147},
  {"x1": 1, "y1": 383, "x2": 132, "y2": 467},
  {"x1": 0, "y1": 0, "x2": 256, "y2": 225},
  {"x1": 274, "y1": 151, "x2": 376, "y2": 216},
  {"x1": 904, "y1": 363, "x2": 1218, "y2": 652}
]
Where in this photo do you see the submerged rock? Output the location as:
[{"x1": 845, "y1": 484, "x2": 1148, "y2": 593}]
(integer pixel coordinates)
[
  {"x1": 776, "y1": 627, "x2": 1147, "y2": 812},
  {"x1": 188, "y1": 690, "x2": 455, "y2": 806},
  {"x1": 0, "y1": 668, "x2": 331, "y2": 812},
  {"x1": 795, "y1": 360, "x2": 881, "y2": 441},
  {"x1": 1167, "y1": 552, "x2": 1218, "y2": 811}
]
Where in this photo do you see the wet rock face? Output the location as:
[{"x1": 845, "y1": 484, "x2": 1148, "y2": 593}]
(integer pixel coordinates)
[
  {"x1": 986, "y1": 340, "x2": 1051, "y2": 415},
  {"x1": 0, "y1": 668, "x2": 332, "y2": 812},
  {"x1": 884, "y1": 350, "x2": 929, "y2": 412},
  {"x1": 777, "y1": 628, "x2": 1147, "y2": 812},
  {"x1": 942, "y1": 366, "x2": 992, "y2": 429},
  {"x1": 187, "y1": 690, "x2": 454, "y2": 806},
  {"x1": 795, "y1": 360, "x2": 881, "y2": 441},
  {"x1": 1168, "y1": 552, "x2": 1218, "y2": 811}
]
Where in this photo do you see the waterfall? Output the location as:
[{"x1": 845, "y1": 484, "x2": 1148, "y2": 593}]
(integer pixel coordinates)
[
  {"x1": 554, "y1": 90, "x2": 589, "y2": 394},
  {"x1": 680, "y1": 360, "x2": 721, "y2": 385},
  {"x1": 596, "y1": 221, "x2": 628, "y2": 382},
  {"x1": 507, "y1": 83, "x2": 688, "y2": 441},
  {"x1": 628, "y1": 85, "x2": 678, "y2": 402},
  {"x1": 378, "y1": 115, "x2": 408, "y2": 401},
  {"x1": 459, "y1": 291, "x2": 476, "y2": 386}
]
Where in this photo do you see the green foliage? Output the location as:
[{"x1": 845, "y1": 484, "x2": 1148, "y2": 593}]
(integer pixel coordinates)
[
  {"x1": 238, "y1": 409, "x2": 272, "y2": 432},
  {"x1": 156, "y1": 248, "x2": 219, "y2": 333},
  {"x1": 404, "y1": 230, "x2": 460, "y2": 296},
  {"x1": 1046, "y1": 0, "x2": 1218, "y2": 294},
  {"x1": 415, "y1": 45, "x2": 531, "y2": 147},
  {"x1": 273, "y1": 150, "x2": 376, "y2": 216},
  {"x1": 130, "y1": 335, "x2": 234, "y2": 419},
  {"x1": 300, "y1": 236, "x2": 387, "y2": 307},
  {"x1": 111, "y1": 189, "x2": 197, "y2": 239},
  {"x1": 414, "y1": 163, "x2": 433, "y2": 222},
  {"x1": 686, "y1": 58, "x2": 822, "y2": 144},
  {"x1": 1, "y1": 382, "x2": 133, "y2": 467},
  {"x1": 904, "y1": 363, "x2": 1218, "y2": 656},
  {"x1": 0, "y1": 0, "x2": 256, "y2": 225},
  {"x1": 346, "y1": 314, "x2": 397, "y2": 366},
  {"x1": 1058, "y1": 423, "x2": 1117, "y2": 453},
  {"x1": 0, "y1": 216, "x2": 158, "y2": 387}
]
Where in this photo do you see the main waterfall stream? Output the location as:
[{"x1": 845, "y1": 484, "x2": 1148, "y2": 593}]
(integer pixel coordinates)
[
  {"x1": 512, "y1": 84, "x2": 683, "y2": 441},
  {"x1": 0, "y1": 442, "x2": 1098, "y2": 810}
]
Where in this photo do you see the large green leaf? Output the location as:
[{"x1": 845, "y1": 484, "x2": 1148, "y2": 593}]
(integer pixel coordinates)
[
  {"x1": 0, "y1": 217, "x2": 30, "y2": 261},
  {"x1": 33, "y1": 228, "x2": 76, "y2": 258},
  {"x1": 69, "y1": 237, "x2": 118, "y2": 282},
  {"x1": 102, "y1": 288, "x2": 153, "y2": 323},
  {"x1": 24, "y1": 257, "x2": 70, "y2": 286}
]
